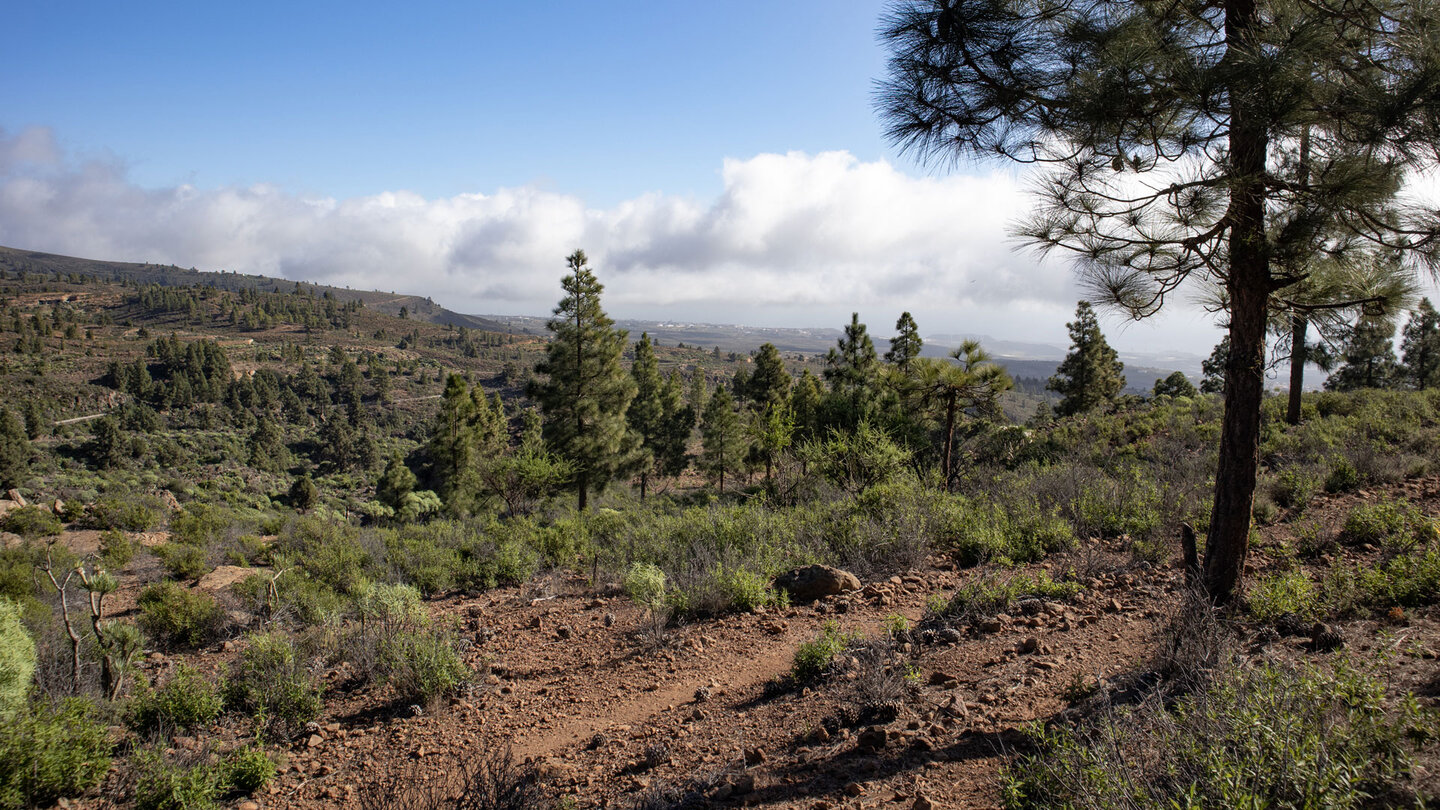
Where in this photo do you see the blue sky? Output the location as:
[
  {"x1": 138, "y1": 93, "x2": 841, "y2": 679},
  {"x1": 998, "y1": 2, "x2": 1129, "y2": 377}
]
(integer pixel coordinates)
[
  {"x1": 8, "y1": 2, "x2": 895, "y2": 203},
  {"x1": 1, "y1": 0, "x2": 1237, "y2": 358}
]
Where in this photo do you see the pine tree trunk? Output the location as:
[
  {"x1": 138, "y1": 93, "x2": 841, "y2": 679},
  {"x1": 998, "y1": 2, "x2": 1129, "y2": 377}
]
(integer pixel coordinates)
[
  {"x1": 1204, "y1": 0, "x2": 1269, "y2": 606},
  {"x1": 1286, "y1": 312, "x2": 1308, "y2": 425},
  {"x1": 943, "y1": 393, "x2": 957, "y2": 492}
]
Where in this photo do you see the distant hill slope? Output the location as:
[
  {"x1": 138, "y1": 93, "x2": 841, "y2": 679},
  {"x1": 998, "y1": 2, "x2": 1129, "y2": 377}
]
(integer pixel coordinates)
[
  {"x1": 0, "y1": 245, "x2": 510, "y2": 333},
  {"x1": 0, "y1": 245, "x2": 1203, "y2": 393}
]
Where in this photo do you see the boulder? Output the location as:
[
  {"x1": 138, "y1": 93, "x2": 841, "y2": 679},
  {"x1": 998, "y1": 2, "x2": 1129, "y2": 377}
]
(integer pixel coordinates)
[{"x1": 773, "y1": 565, "x2": 860, "y2": 603}]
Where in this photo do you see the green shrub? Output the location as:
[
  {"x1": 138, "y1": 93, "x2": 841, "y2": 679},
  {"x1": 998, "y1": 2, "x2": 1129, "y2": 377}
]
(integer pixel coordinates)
[
  {"x1": 221, "y1": 745, "x2": 274, "y2": 795},
  {"x1": 220, "y1": 534, "x2": 266, "y2": 566},
  {"x1": 0, "y1": 506, "x2": 61, "y2": 540},
  {"x1": 133, "y1": 749, "x2": 222, "y2": 810},
  {"x1": 127, "y1": 664, "x2": 225, "y2": 734},
  {"x1": 99, "y1": 528, "x2": 137, "y2": 569},
  {"x1": 0, "y1": 550, "x2": 33, "y2": 605},
  {"x1": 1354, "y1": 550, "x2": 1440, "y2": 609},
  {"x1": 0, "y1": 600, "x2": 34, "y2": 718},
  {"x1": 0, "y1": 698, "x2": 113, "y2": 810},
  {"x1": 491, "y1": 539, "x2": 538, "y2": 586},
  {"x1": 1074, "y1": 466, "x2": 1162, "y2": 540},
  {"x1": 1293, "y1": 520, "x2": 1333, "y2": 559},
  {"x1": 277, "y1": 518, "x2": 370, "y2": 596},
  {"x1": 1272, "y1": 468, "x2": 1320, "y2": 511},
  {"x1": 379, "y1": 631, "x2": 470, "y2": 706},
  {"x1": 1341, "y1": 500, "x2": 1423, "y2": 546},
  {"x1": 1325, "y1": 456, "x2": 1361, "y2": 493},
  {"x1": 1003, "y1": 660, "x2": 1432, "y2": 809},
  {"x1": 715, "y1": 566, "x2": 782, "y2": 612},
  {"x1": 86, "y1": 495, "x2": 164, "y2": 532},
  {"x1": 933, "y1": 570, "x2": 1081, "y2": 625},
  {"x1": 224, "y1": 632, "x2": 323, "y2": 738},
  {"x1": 940, "y1": 497, "x2": 1076, "y2": 567},
  {"x1": 56, "y1": 500, "x2": 86, "y2": 523},
  {"x1": 168, "y1": 503, "x2": 231, "y2": 547},
  {"x1": 624, "y1": 563, "x2": 667, "y2": 611},
  {"x1": 137, "y1": 581, "x2": 225, "y2": 648},
  {"x1": 355, "y1": 581, "x2": 429, "y2": 633},
  {"x1": 1252, "y1": 493, "x2": 1279, "y2": 525},
  {"x1": 386, "y1": 532, "x2": 459, "y2": 596},
  {"x1": 273, "y1": 571, "x2": 345, "y2": 626},
  {"x1": 1247, "y1": 569, "x2": 1320, "y2": 626},
  {"x1": 792, "y1": 621, "x2": 860, "y2": 681},
  {"x1": 153, "y1": 542, "x2": 210, "y2": 580}
]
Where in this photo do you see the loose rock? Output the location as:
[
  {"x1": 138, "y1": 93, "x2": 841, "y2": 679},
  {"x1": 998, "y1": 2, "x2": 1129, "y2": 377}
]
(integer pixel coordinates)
[{"x1": 773, "y1": 565, "x2": 861, "y2": 602}]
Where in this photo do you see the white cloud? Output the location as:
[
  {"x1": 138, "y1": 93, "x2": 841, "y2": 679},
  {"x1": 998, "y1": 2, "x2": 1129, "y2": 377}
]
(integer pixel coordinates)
[{"x1": 0, "y1": 126, "x2": 1084, "y2": 333}]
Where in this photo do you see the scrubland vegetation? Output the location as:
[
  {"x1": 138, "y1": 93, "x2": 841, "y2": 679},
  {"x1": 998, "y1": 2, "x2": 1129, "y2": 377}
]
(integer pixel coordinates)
[{"x1": 2, "y1": 249, "x2": 1440, "y2": 808}]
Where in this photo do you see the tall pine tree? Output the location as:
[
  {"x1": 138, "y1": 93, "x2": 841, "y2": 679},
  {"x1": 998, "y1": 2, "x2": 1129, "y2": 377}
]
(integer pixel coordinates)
[
  {"x1": 878, "y1": 0, "x2": 1440, "y2": 604},
  {"x1": 655, "y1": 372, "x2": 693, "y2": 479},
  {"x1": 627, "y1": 333, "x2": 664, "y2": 500},
  {"x1": 885, "y1": 311, "x2": 923, "y2": 373},
  {"x1": 699, "y1": 387, "x2": 745, "y2": 493},
  {"x1": 823, "y1": 313, "x2": 881, "y2": 429},
  {"x1": 427, "y1": 374, "x2": 505, "y2": 514},
  {"x1": 529, "y1": 250, "x2": 641, "y2": 510},
  {"x1": 1325, "y1": 317, "x2": 1400, "y2": 391},
  {"x1": 747, "y1": 343, "x2": 790, "y2": 413},
  {"x1": 1401, "y1": 299, "x2": 1440, "y2": 390},
  {"x1": 1047, "y1": 302, "x2": 1125, "y2": 416}
]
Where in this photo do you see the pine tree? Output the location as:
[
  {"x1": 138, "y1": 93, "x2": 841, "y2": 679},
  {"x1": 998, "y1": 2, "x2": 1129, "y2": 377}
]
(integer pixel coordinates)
[
  {"x1": 823, "y1": 313, "x2": 881, "y2": 429},
  {"x1": 909, "y1": 341, "x2": 1012, "y2": 489},
  {"x1": 685, "y1": 372, "x2": 707, "y2": 424},
  {"x1": 747, "y1": 343, "x2": 790, "y2": 413},
  {"x1": 21, "y1": 401, "x2": 43, "y2": 440},
  {"x1": 1153, "y1": 372, "x2": 1198, "y2": 399},
  {"x1": 1325, "y1": 317, "x2": 1401, "y2": 391},
  {"x1": 87, "y1": 416, "x2": 128, "y2": 470},
  {"x1": 1047, "y1": 303, "x2": 1125, "y2": 416},
  {"x1": 377, "y1": 455, "x2": 417, "y2": 513},
  {"x1": 627, "y1": 333, "x2": 664, "y2": 499},
  {"x1": 1265, "y1": 251, "x2": 1416, "y2": 423},
  {"x1": 1200, "y1": 337, "x2": 1230, "y2": 395},
  {"x1": 529, "y1": 250, "x2": 641, "y2": 510},
  {"x1": 790, "y1": 369, "x2": 824, "y2": 443},
  {"x1": 878, "y1": 0, "x2": 1440, "y2": 604},
  {"x1": 427, "y1": 375, "x2": 504, "y2": 514},
  {"x1": 730, "y1": 366, "x2": 752, "y2": 408},
  {"x1": 655, "y1": 372, "x2": 693, "y2": 479},
  {"x1": 0, "y1": 408, "x2": 31, "y2": 490},
  {"x1": 479, "y1": 410, "x2": 574, "y2": 517},
  {"x1": 699, "y1": 387, "x2": 745, "y2": 493},
  {"x1": 247, "y1": 413, "x2": 289, "y2": 473},
  {"x1": 1401, "y1": 299, "x2": 1440, "y2": 390},
  {"x1": 289, "y1": 474, "x2": 318, "y2": 511},
  {"x1": 885, "y1": 311, "x2": 923, "y2": 373}
]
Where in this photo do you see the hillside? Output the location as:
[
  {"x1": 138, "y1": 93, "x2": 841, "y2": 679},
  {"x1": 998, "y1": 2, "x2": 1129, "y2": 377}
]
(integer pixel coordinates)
[
  {"x1": 0, "y1": 245, "x2": 511, "y2": 333},
  {"x1": 1, "y1": 256, "x2": 1439, "y2": 810}
]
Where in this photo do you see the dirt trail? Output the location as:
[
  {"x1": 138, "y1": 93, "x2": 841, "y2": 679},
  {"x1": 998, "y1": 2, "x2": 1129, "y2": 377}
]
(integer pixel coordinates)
[{"x1": 510, "y1": 638, "x2": 797, "y2": 759}]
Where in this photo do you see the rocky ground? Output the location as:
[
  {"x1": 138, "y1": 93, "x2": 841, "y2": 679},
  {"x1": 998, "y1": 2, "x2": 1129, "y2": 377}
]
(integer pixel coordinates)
[{"x1": 19, "y1": 476, "x2": 1440, "y2": 810}]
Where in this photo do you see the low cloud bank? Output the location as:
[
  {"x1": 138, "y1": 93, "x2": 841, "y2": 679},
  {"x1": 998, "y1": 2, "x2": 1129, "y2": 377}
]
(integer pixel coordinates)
[{"x1": 0, "y1": 126, "x2": 1079, "y2": 328}]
